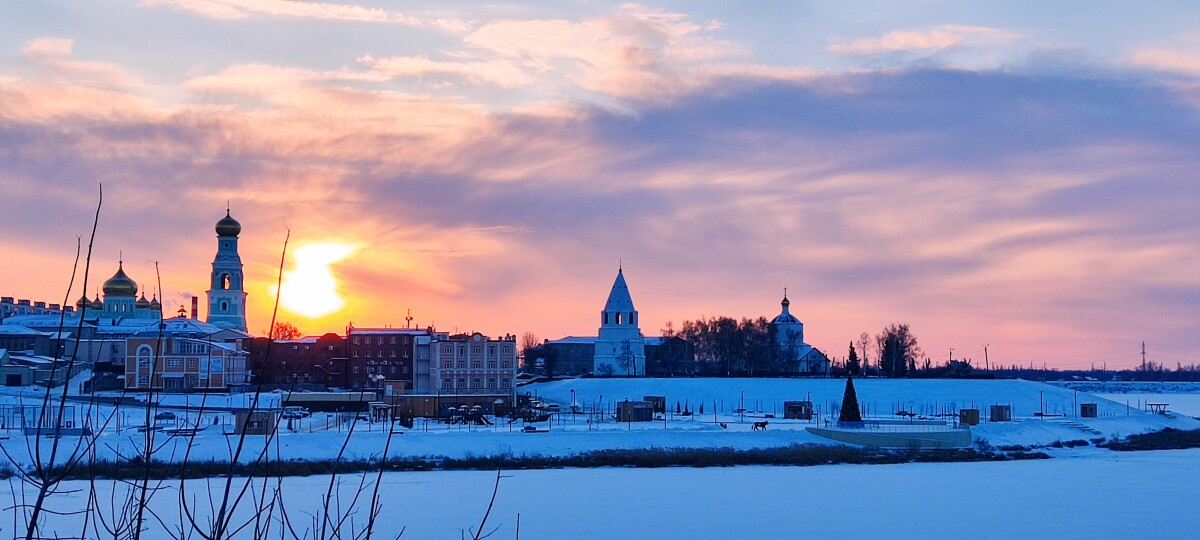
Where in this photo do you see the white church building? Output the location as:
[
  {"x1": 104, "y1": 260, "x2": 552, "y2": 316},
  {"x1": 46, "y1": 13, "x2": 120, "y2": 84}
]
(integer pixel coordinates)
[{"x1": 770, "y1": 291, "x2": 830, "y2": 374}]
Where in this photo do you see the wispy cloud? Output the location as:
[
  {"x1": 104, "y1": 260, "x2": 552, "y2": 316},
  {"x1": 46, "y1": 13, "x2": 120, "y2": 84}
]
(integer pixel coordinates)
[
  {"x1": 1128, "y1": 46, "x2": 1200, "y2": 75},
  {"x1": 829, "y1": 25, "x2": 1022, "y2": 56},
  {"x1": 140, "y1": 0, "x2": 470, "y2": 31}
]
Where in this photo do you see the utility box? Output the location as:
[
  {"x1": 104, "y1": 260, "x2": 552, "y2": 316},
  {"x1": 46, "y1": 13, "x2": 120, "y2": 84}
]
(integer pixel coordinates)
[
  {"x1": 643, "y1": 396, "x2": 667, "y2": 414},
  {"x1": 616, "y1": 401, "x2": 654, "y2": 422},
  {"x1": 959, "y1": 408, "x2": 980, "y2": 426},
  {"x1": 1080, "y1": 403, "x2": 1098, "y2": 418},
  {"x1": 990, "y1": 405, "x2": 1012, "y2": 422},
  {"x1": 784, "y1": 401, "x2": 814, "y2": 420}
]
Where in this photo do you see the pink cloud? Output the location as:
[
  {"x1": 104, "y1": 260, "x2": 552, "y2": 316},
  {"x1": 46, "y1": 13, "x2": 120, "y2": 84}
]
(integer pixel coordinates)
[
  {"x1": 16, "y1": 37, "x2": 144, "y2": 90},
  {"x1": 1128, "y1": 46, "x2": 1200, "y2": 75},
  {"x1": 356, "y1": 55, "x2": 534, "y2": 89},
  {"x1": 139, "y1": 0, "x2": 469, "y2": 31},
  {"x1": 829, "y1": 25, "x2": 1022, "y2": 56}
]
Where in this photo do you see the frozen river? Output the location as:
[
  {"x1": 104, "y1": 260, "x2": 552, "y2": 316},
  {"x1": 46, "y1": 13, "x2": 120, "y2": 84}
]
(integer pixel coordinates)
[{"x1": 6, "y1": 448, "x2": 1197, "y2": 539}]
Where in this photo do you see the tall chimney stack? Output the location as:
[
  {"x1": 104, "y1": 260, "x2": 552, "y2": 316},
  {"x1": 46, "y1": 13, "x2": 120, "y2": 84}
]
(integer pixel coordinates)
[{"x1": 191, "y1": 296, "x2": 199, "y2": 320}]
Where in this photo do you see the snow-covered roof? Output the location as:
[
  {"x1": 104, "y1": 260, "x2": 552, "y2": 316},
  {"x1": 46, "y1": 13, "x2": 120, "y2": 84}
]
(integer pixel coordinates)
[
  {"x1": 547, "y1": 336, "x2": 598, "y2": 345},
  {"x1": 350, "y1": 327, "x2": 432, "y2": 335},
  {"x1": 0, "y1": 325, "x2": 48, "y2": 336},
  {"x1": 135, "y1": 317, "x2": 227, "y2": 337},
  {"x1": 2, "y1": 314, "x2": 84, "y2": 328}
]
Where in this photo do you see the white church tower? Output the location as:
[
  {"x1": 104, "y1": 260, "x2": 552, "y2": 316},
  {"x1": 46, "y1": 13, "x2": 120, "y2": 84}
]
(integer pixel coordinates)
[
  {"x1": 206, "y1": 209, "x2": 248, "y2": 332},
  {"x1": 593, "y1": 266, "x2": 646, "y2": 376}
]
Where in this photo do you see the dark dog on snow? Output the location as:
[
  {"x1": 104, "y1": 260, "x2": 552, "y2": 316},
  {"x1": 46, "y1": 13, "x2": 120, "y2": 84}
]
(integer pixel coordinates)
[{"x1": 751, "y1": 421, "x2": 769, "y2": 431}]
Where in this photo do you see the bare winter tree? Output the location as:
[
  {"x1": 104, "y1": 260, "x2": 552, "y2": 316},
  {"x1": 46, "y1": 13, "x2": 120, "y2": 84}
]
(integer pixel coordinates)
[
  {"x1": 270, "y1": 322, "x2": 302, "y2": 341},
  {"x1": 519, "y1": 332, "x2": 539, "y2": 367}
]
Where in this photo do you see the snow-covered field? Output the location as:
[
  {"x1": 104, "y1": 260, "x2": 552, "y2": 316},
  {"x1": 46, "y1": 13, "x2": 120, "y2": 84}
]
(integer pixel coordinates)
[
  {"x1": 1095, "y1": 394, "x2": 1200, "y2": 417},
  {"x1": 3, "y1": 378, "x2": 1198, "y2": 467},
  {"x1": 5, "y1": 449, "x2": 1197, "y2": 539}
]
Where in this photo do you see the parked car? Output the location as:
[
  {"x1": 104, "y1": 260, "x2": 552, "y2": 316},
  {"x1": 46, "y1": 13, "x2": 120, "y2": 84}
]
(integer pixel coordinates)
[
  {"x1": 154, "y1": 411, "x2": 176, "y2": 421},
  {"x1": 282, "y1": 406, "x2": 310, "y2": 419}
]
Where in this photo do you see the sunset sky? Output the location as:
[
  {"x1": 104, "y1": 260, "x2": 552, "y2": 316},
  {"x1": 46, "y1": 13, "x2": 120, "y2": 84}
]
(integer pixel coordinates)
[{"x1": 2, "y1": 1, "x2": 1199, "y2": 370}]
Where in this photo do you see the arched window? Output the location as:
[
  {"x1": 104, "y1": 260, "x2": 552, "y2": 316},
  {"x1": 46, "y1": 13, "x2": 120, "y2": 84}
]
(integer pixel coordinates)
[
  {"x1": 221, "y1": 301, "x2": 228, "y2": 312},
  {"x1": 137, "y1": 345, "x2": 153, "y2": 368},
  {"x1": 630, "y1": 312, "x2": 636, "y2": 326},
  {"x1": 615, "y1": 312, "x2": 622, "y2": 325},
  {"x1": 603, "y1": 312, "x2": 608, "y2": 325},
  {"x1": 221, "y1": 274, "x2": 231, "y2": 290}
]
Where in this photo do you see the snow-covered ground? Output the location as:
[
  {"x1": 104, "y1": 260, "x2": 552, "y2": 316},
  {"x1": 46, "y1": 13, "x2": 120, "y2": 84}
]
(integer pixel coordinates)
[
  {"x1": 1095, "y1": 394, "x2": 1200, "y2": 417},
  {"x1": 6, "y1": 449, "x2": 1197, "y2": 539},
  {"x1": 3, "y1": 379, "x2": 1198, "y2": 468},
  {"x1": 532, "y1": 377, "x2": 1142, "y2": 417}
]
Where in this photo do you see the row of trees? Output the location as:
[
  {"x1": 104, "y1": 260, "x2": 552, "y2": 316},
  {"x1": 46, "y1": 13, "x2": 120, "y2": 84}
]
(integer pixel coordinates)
[{"x1": 667, "y1": 316, "x2": 795, "y2": 376}]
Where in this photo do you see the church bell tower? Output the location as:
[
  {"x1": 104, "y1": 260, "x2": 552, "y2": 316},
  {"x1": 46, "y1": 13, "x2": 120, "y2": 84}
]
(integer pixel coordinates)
[{"x1": 206, "y1": 208, "x2": 248, "y2": 331}]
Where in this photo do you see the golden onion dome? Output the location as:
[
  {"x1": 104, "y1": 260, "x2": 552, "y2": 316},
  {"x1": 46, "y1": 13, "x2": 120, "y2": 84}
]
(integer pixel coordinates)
[
  {"x1": 135, "y1": 293, "x2": 151, "y2": 308},
  {"x1": 216, "y1": 210, "x2": 241, "y2": 237},
  {"x1": 76, "y1": 294, "x2": 91, "y2": 309},
  {"x1": 102, "y1": 262, "x2": 138, "y2": 297}
]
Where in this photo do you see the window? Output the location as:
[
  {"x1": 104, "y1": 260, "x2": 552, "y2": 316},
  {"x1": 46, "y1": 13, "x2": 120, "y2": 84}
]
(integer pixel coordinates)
[
  {"x1": 630, "y1": 312, "x2": 636, "y2": 325},
  {"x1": 458, "y1": 347, "x2": 465, "y2": 358},
  {"x1": 188, "y1": 358, "x2": 199, "y2": 370},
  {"x1": 443, "y1": 360, "x2": 452, "y2": 368},
  {"x1": 377, "y1": 337, "x2": 383, "y2": 345},
  {"x1": 136, "y1": 345, "x2": 152, "y2": 368},
  {"x1": 138, "y1": 376, "x2": 149, "y2": 387},
  {"x1": 354, "y1": 337, "x2": 360, "y2": 345},
  {"x1": 443, "y1": 378, "x2": 452, "y2": 389},
  {"x1": 366, "y1": 366, "x2": 374, "y2": 373},
  {"x1": 473, "y1": 360, "x2": 481, "y2": 368},
  {"x1": 402, "y1": 365, "x2": 408, "y2": 374},
  {"x1": 473, "y1": 346, "x2": 481, "y2": 355},
  {"x1": 603, "y1": 312, "x2": 608, "y2": 324},
  {"x1": 353, "y1": 350, "x2": 359, "y2": 357},
  {"x1": 167, "y1": 358, "x2": 183, "y2": 368},
  {"x1": 501, "y1": 378, "x2": 510, "y2": 388},
  {"x1": 353, "y1": 366, "x2": 360, "y2": 373},
  {"x1": 487, "y1": 378, "x2": 496, "y2": 388},
  {"x1": 390, "y1": 366, "x2": 397, "y2": 374},
  {"x1": 457, "y1": 360, "x2": 466, "y2": 368},
  {"x1": 390, "y1": 337, "x2": 396, "y2": 344},
  {"x1": 616, "y1": 312, "x2": 622, "y2": 325},
  {"x1": 221, "y1": 274, "x2": 231, "y2": 290},
  {"x1": 457, "y1": 378, "x2": 466, "y2": 388},
  {"x1": 488, "y1": 361, "x2": 496, "y2": 369},
  {"x1": 391, "y1": 350, "x2": 396, "y2": 357},
  {"x1": 472, "y1": 378, "x2": 481, "y2": 388},
  {"x1": 221, "y1": 301, "x2": 228, "y2": 311}
]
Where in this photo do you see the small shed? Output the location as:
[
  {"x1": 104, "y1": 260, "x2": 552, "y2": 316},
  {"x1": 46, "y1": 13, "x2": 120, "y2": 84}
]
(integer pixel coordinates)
[
  {"x1": 616, "y1": 401, "x2": 654, "y2": 422},
  {"x1": 989, "y1": 405, "x2": 1012, "y2": 422},
  {"x1": 234, "y1": 409, "x2": 277, "y2": 435},
  {"x1": 784, "y1": 401, "x2": 814, "y2": 420},
  {"x1": 959, "y1": 408, "x2": 980, "y2": 426},
  {"x1": 1080, "y1": 403, "x2": 1098, "y2": 418}
]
